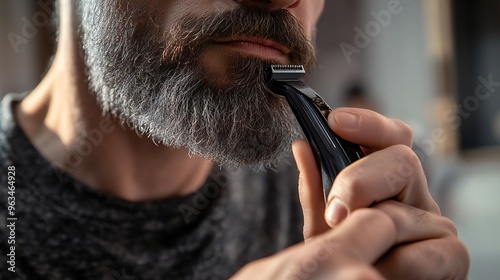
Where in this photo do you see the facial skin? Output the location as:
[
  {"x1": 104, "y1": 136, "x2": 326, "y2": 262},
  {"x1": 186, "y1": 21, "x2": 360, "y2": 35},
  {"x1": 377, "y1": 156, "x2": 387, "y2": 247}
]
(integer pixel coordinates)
[{"x1": 78, "y1": 0, "x2": 324, "y2": 168}]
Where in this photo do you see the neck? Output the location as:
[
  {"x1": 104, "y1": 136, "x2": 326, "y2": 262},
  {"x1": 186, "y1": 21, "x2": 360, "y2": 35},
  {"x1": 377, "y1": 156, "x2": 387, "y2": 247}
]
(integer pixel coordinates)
[{"x1": 14, "y1": 1, "x2": 214, "y2": 202}]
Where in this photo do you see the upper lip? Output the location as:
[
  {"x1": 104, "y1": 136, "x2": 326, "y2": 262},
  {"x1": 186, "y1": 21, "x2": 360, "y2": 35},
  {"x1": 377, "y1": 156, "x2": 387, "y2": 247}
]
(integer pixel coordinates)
[{"x1": 213, "y1": 36, "x2": 291, "y2": 55}]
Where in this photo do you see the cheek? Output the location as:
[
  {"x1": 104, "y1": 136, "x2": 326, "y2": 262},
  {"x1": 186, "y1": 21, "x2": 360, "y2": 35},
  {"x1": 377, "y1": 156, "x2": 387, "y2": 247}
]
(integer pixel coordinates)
[
  {"x1": 157, "y1": 0, "x2": 240, "y2": 26},
  {"x1": 292, "y1": 1, "x2": 324, "y2": 39},
  {"x1": 137, "y1": 0, "x2": 196, "y2": 28}
]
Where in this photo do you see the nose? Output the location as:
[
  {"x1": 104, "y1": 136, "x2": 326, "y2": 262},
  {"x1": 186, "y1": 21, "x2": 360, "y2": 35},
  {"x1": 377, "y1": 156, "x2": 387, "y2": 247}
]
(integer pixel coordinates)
[{"x1": 234, "y1": 0, "x2": 301, "y2": 10}]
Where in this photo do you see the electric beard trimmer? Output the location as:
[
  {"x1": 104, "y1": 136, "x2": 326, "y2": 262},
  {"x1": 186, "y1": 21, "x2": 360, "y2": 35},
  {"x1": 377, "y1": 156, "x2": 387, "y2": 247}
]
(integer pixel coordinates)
[{"x1": 267, "y1": 65, "x2": 365, "y2": 201}]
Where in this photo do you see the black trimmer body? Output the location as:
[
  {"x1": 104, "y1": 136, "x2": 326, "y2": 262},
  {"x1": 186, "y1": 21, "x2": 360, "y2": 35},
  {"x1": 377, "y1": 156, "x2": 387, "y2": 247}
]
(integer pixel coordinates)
[{"x1": 267, "y1": 65, "x2": 365, "y2": 200}]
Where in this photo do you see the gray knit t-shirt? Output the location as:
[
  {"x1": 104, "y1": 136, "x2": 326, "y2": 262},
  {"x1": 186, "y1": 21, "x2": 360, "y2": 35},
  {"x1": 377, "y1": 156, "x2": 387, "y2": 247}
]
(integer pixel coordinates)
[{"x1": 0, "y1": 93, "x2": 304, "y2": 280}]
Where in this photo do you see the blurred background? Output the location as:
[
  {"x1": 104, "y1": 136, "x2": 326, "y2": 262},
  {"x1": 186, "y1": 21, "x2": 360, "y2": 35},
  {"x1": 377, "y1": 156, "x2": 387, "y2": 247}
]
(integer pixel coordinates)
[{"x1": 1, "y1": 0, "x2": 499, "y2": 278}]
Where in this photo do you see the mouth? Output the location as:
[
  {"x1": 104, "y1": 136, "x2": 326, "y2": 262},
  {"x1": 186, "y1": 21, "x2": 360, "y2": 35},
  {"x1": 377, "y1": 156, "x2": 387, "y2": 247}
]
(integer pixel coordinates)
[{"x1": 213, "y1": 36, "x2": 291, "y2": 63}]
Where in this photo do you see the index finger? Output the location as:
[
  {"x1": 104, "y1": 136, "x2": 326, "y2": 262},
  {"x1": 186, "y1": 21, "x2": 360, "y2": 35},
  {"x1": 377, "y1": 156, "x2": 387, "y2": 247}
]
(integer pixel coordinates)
[
  {"x1": 328, "y1": 108, "x2": 414, "y2": 151},
  {"x1": 292, "y1": 139, "x2": 330, "y2": 241}
]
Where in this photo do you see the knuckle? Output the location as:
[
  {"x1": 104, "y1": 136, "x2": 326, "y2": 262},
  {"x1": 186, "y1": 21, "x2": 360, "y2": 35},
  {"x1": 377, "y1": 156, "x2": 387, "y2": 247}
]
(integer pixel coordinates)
[
  {"x1": 333, "y1": 168, "x2": 365, "y2": 203},
  {"x1": 449, "y1": 238, "x2": 471, "y2": 270},
  {"x1": 406, "y1": 149, "x2": 421, "y2": 169},
  {"x1": 414, "y1": 208, "x2": 434, "y2": 229},
  {"x1": 391, "y1": 144, "x2": 422, "y2": 170},
  {"x1": 351, "y1": 209, "x2": 396, "y2": 234},
  {"x1": 438, "y1": 216, "x2": 459, "y2": 237},
  {"x1": 428, "y1": 200, "x2": 442, "y2": 215},
  {"x1": 391, "y1": 118, "x2": 414, "y2": 146},
  {"x1": 433, "y1": 237, "x2": 470, "y2": 279}
]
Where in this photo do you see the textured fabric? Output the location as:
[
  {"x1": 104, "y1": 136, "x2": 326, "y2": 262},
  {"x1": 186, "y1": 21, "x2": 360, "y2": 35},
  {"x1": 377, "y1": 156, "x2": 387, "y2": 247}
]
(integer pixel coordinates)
[{"x1": 0, "y1": 93, "x2": 304, "y2": 280}]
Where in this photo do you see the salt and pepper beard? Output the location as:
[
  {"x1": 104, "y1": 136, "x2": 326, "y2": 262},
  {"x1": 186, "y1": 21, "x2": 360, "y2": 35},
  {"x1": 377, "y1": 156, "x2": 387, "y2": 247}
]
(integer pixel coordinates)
[{"x1": 79, "y1": 1, "x2": 316, "y2": 169}]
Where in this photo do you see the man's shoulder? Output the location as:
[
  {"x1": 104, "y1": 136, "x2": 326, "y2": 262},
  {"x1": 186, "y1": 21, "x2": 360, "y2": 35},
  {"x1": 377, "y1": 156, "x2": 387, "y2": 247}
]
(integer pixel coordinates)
[{"x1": 0, "y1": 93, "x2": 27, "y2": 136}]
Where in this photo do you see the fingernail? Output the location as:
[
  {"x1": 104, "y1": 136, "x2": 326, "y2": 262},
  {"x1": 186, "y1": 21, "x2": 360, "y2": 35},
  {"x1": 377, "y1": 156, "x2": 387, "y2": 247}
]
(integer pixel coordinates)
[
  {"x1": 326, "y1": 198, "x2": 349, "y2": 225},
  {"x1": 333, "y1": 111, "x2": 360, "y2": 129}
]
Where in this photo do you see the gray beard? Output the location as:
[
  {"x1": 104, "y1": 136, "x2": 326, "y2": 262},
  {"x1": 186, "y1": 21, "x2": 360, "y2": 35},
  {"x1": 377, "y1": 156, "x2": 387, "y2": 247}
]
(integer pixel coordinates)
[{"x1": 79, "y1": 1, "x2": 313, "y2": 169}]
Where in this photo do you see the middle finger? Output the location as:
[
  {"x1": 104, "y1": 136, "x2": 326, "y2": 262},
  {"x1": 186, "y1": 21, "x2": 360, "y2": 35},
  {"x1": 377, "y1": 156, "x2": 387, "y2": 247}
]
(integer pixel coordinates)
[{"x1": 325, "y1": 145, "x2": 440, "y2": 226}]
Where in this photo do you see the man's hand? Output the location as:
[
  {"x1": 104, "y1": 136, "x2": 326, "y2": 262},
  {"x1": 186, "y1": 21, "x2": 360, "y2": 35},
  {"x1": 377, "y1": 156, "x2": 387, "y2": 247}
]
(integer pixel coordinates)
[
  {"x1": 294, "y1": 108, "x2": 469, "y2": 278},
  {"x1": 232, "y1": 202, "x2": 461, "y2": 279},
  {"x1": 232, "y1": 108, "x2": 469, "y2": 280}
]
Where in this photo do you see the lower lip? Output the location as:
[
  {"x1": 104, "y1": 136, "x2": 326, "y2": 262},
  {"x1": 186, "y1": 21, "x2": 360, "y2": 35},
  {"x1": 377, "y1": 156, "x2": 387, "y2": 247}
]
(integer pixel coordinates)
[{"x1": 214, "y1": 41, "x2": 288, "y2": 62}]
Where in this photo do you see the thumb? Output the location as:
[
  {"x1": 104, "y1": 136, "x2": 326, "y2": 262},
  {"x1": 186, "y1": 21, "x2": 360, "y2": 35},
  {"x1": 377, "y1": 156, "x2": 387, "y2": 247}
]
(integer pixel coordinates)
[{"x1": 292, "y1": 139, "x2": 330, "y2": 241}]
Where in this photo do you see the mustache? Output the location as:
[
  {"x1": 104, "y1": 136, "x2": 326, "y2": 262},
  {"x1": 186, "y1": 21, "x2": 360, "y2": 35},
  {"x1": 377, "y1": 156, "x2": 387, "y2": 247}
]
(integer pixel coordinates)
[{"x1": 163, "y1": 6, "x2": 315, "y2": 68}]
